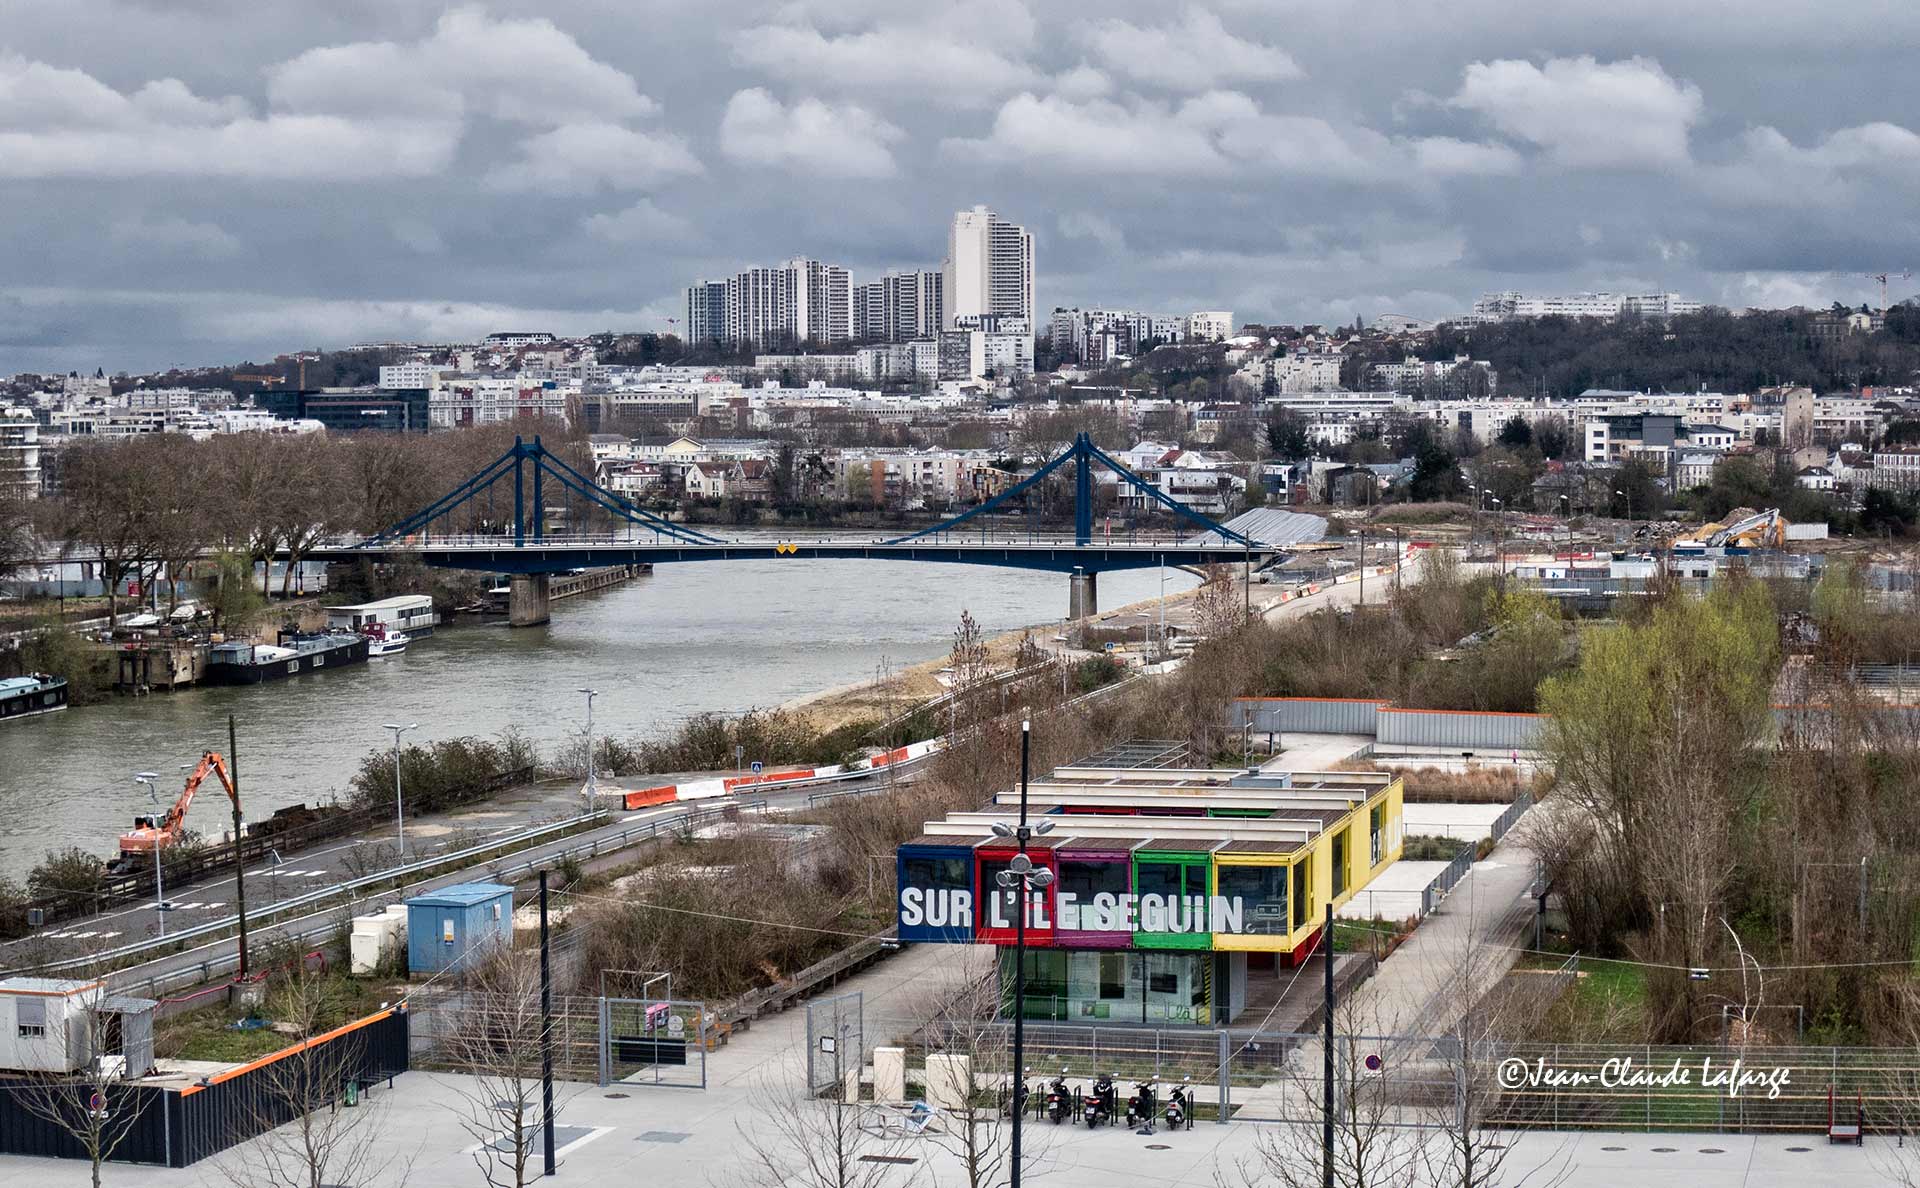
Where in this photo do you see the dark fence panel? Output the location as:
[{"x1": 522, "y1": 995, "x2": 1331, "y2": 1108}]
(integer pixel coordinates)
[
  {"x1": 0, "y1": 1080, "x2": 175, "y2": 1165},
  {"x1": 0, "y1": 1010, "x2": 409, "y2": 1169},
  {"x1": 173, "y1": 1009, "x2": 410, "y2": 1167}
]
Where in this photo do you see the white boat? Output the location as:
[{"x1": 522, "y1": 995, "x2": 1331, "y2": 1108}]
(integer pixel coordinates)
[
  {"x1": 169, "y1": 600, "x2": 205, "y2": 623},
  {"x1": 121, "y1": 611, "x2": 164, "y2": 629},
  {"x1": 367, "y1": 631, "x2": 410, "y2": 657}
]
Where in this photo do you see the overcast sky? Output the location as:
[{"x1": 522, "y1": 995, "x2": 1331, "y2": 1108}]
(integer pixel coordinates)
[{"x1": 3, "y1": 0, "x2": 1918, "y2": 373}]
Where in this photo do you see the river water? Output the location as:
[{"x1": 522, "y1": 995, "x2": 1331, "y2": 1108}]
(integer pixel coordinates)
[{"x1": 0, "y1": 561, "x2": 1197, "y2": 876}]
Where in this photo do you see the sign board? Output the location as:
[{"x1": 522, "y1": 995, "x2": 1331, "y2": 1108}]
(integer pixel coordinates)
[
  {"x1": 750, "y1": 761, "x2": 763, "y2": 774},
  {"x1": 645, "y1": 1002, "x2": 670, "y2": 1030},
  {"x1": 819, "y1": 1036, "x2": 837, "y2": 1054}
]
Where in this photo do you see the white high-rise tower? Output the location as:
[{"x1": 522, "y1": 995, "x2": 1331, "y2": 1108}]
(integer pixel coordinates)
[{"x1": 941, "y1": 205, "x2": 1034, "y2": 331}]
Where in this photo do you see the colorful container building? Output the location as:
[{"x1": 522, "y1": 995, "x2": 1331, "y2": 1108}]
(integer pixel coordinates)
[{"x1": 895, "y1": 750, "x2": 1403, "y2": 1025}]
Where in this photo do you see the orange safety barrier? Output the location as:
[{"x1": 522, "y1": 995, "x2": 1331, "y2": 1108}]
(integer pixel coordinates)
[
  {"x1": 622, "y1": 785, "x2": 678, "y2": 810},
  {"x1": 869, "y1": 746, "x2": 912, "y2": 768},
  {"x1": 722, "y1": 768, "x2": 816, "y2": 792}
]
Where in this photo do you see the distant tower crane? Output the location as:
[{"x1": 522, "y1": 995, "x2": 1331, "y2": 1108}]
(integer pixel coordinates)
[{"x1": 1864, "y1": 270, "x2": 1912, "y2": 315}]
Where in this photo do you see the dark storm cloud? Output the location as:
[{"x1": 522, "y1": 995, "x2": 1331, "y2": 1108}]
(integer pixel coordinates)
[{"x1": 1, "y1": 0, "x2": 1917, "y2": 371}]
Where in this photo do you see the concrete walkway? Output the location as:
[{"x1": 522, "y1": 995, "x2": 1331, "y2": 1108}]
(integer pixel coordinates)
[
  {"x1": 1348, "y1": 835, "x2": 1541, "y2": 1036},
  {"x1": 701, "y1": 940, "x2": 994, "y2": 1090}
]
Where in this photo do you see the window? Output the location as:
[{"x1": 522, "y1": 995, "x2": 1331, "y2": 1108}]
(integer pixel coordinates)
[
  {"x1": 17, "y1": 996, "x2": 45, "y2": 1039},
  {"x1": 1292, "y1": 859, "x2": 1309, "y2": 928},
  {"x1": 1217, "y1": 864, "x2": 1288, "y2": 935},
  {"x1": 1370, "y1": 805, "x2": 1383, "y2": 866},
  {"x1": 1098, "y1": 954, "x2": 1129, "y2": 999}
]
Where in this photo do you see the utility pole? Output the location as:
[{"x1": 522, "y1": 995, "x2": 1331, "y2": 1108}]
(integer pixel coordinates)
[
  {"x1": 1323, "y1": 902, "x2": 1335, "y2": 1188},
  {"x1": 539, "y1": 870, "x2": 556, "y2": 1177},
  {"x1": 578, "y1": 688, "x2": 599, "y2": 813},
  {"x1": 228, "y1": 714, "x2": 248, "y2": 981}
]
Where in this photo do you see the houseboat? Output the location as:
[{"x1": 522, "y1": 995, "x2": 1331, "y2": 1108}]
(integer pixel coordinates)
[
  {"x1": 0, "y1": 673, "x2": 69, "y2": 721},
  {"x1": 204, "y1": 629, "x2": 370, "y2": 685},
  {"x1": 325, "y1": 595, "x2": 438, "y2": 639}
]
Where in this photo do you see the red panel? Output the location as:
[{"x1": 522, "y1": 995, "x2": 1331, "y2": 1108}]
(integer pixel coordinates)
[{"x1": 974, "y1": 845, "x2": 1057, "y2": 947}]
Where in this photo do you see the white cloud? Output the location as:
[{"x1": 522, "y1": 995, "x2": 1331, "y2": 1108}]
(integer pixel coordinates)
[
  {"x1": 947, "y1": 90, "x2": 1380, "y2": 180},
  {"x1": 1449, "y1": 55, "x2": 1703, "y2": 168},
  {"x1": 1409, "y1": 136, "x2": 1522, "y2": 177},
  {"x1": 584, "y1": 198, "x2": 694, "y2": 244},
  {"x1": 484, "y1": 123, "x2": 703, "y2": 195},
  {"x1": 1052, "y1": 64, "x2": 1112, "y2": 101},
  {"x1": 730, "y1": 18, "x2": 1038, "y2": 106},
  {"x1": 268, "y1": 8, "x2": 658, "y2": 126},
  {"x1": 718, "y1": 88, "x2": 904, "y2": 178},
  {"x1": 1702, "y1": 121, "x2": 1920, "y2": 207},
  {"x1": 1057, "y1": 211, "x2": 1126, "y2": 252},
  {"x1": 1084, "y1": 10, "x2": 1302, "y2": 91},
  {"x1": 108, "y1": 214, "x2": 241, "y2": 258},
  {"x1": 0, "y1": 8, "x2": 675, "y2": 183}
]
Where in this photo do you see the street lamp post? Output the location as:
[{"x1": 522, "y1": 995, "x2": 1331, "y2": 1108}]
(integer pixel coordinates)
[
  {"x1": 577, "y1": 688, "x2": 599, "y2": 812},
  {"x1": 382, "y1": 722, "x2": 418, "y2": 856},
  {"x1": 1615, "y1": 487, "x2": 1631, "y2": 547},
  {"x1": 134, "y1": 772, "x2": 165, "y2": 936},
  {"x1": 991, "y1": 719, "x2": 1054, "y2": 1188}
]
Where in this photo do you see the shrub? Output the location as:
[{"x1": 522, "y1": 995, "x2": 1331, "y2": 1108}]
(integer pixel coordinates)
[{"x1": 29, "y1": 845, "x2": 108, "y2": 898}]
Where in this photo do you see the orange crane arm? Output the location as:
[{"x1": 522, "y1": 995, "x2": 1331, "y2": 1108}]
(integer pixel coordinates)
[{"x1": 120, "y1": 751, "x2": 239, "y2": 855}]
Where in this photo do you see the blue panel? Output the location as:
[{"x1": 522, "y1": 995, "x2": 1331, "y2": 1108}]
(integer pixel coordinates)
[{"x1": 896, "y1": 845, "x2": 975, "y2": 944}]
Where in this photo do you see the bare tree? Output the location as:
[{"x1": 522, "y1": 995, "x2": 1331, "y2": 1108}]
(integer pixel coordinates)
[
  {"x1": 731, "y1": 1069, "x2": 919, "y2": 1188},
  {"x1": 1227, "y1": 993, "x2": 1422, "y2": 1188},
  {"x1": 9, "y1": 989, "x2": 146, "y2": 1188},
  {"x1": 911, "y1": 961, "x2": 1053, "y2": 1188},
  {"x1": 49, "y1": 439, "x2": 167, "y2": 623},
  {"x1": 438, "y1": 946, "x2": 554, "y2": 1188},
  {"x1": 213, "y1": 968, "x2": 410, "y2": 1188}
]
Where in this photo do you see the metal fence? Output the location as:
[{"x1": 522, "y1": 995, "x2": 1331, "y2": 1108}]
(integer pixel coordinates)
[
  {"x1": 1231, "y1": 698, "x2": 1385, "y2": 736},
  {"x1": 1376, "y1": 708, "x2": 1544, "y2": 752},
  {"x1": 807, "y1": 992, "x2": 864, "y2": 1095},
  {"x1": 886, "y1": 1018, "x2": 1920, "y2": 1136},
  {"x1": 601, "y1": 997, "x2": 708, "y2": 1089}
]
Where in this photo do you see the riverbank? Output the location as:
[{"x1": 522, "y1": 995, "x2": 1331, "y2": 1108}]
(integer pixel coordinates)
[
  {"x1": 0, "y1": 561, "x2": 1201, "y2": 876},
  {"x1": 781, "y1": 573, "x2": 1218, "y2": 734}
]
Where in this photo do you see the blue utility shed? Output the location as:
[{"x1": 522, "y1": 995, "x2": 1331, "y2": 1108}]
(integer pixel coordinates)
[{"x1": 404, "y1": 882, "x2": 513, "y2": 976}]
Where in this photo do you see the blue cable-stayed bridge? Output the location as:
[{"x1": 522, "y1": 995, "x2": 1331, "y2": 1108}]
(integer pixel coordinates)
[{"x1": 306, "y1": 433, "x2": 1317, "y2": 624}]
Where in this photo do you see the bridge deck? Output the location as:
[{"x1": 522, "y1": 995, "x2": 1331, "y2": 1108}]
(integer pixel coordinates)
[{"x1": 306, "y1": 534, "x2": 1281, "y2": 574}]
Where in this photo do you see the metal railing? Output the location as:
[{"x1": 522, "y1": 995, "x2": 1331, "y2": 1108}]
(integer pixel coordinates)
[{"x1": 14, "y1": 798, "x2": 770, "y2": 997}]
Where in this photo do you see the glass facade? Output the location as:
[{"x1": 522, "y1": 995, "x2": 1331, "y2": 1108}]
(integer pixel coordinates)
[{"x1": 1002, "y1": 948, "x2": 1214, "y2": 1025}]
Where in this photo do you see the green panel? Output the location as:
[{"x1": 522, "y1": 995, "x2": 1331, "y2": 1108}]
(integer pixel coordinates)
[
  {"x1": 1131, "y1": 856, "x2": 1213, "y2": 950},
  {"x1": 1207, "y1": 808, "x2": 1273, "y2": 818}
]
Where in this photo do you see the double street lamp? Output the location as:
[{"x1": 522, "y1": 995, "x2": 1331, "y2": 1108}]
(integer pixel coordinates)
[{"x1": 991, "y1": 719, "x2": 1052, "y2": 1188}]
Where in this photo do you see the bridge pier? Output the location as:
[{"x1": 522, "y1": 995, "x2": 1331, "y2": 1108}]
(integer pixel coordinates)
[
  {"x1": 1068, "y1": 568, "x2": 1098, "y2": 620},
  {"x1": 508, "y1": 573, "x2": 551, "y2": 627}
]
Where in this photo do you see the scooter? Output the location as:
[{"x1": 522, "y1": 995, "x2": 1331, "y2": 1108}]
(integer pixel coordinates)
[
  {"x1": 1125, "y1": 1077, "x2": 1158, "y2": 1132},
  {"x1": 1005, "y1": 1067, "x2": 1033, "y2": 1119},
  {"x1": 1084, "y1": 1073, "x2": 1117, "y2": 1128},
  {"x1": 1165, "y1": 1076, "x2": 1193, "y2": 1130},
  {"x1": 1046, "y1": 1068, "x2": 1074, "y2": 1124}
]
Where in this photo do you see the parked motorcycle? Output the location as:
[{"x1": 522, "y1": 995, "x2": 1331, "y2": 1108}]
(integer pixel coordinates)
[
  {"x1": 1084, "y1": 1072, "x2": 1117, "y2": 1128},
  {"x1": 1126, "y1": 1078, "x2": 1158, "y2": 1131},
  {"x1": 1165, "y1": 1076, "x2": 1193, "y2": 1130},
  {"x1": 1046, "y1": 1068, "x2": 1074, "y2": 1124}
]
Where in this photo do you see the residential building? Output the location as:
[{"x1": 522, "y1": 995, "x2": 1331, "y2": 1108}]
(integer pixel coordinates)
[
  {"x1": 1870, "y1": 446, "x2": 1920, "y2": 491},
  {"x1": 1186, "y1": 311, "x2": 1234, "y2": 342},
  {"x1": 853, "y1": 270, "x2": 943, "y2": 342},
  {"x1": 378, "y1": 361, "x2": 442, "y2": 390},
  {"x1": 943, "y1": 205, "x2": 1034, "y2": 331},
  {"x1": 684, "y1": 281, "x2": 729, "y2": 344},
  {"x1": 1464, "y1": 291, "x2": 1701, "y2": 323},
  {"x1": 716, "y1": 257, "x2": 852, "y2": 348},
  {"x1": 0, "y1": 407, "x2": 41, "y2": 495}
]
